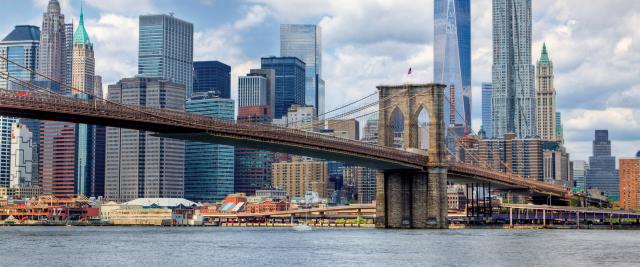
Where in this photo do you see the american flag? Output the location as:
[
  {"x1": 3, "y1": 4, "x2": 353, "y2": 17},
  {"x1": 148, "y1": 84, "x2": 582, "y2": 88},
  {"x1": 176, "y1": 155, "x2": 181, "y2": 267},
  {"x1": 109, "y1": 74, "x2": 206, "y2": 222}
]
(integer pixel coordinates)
[{"x1": 407, "y1": 68, "x2": 412, "y2": 75}]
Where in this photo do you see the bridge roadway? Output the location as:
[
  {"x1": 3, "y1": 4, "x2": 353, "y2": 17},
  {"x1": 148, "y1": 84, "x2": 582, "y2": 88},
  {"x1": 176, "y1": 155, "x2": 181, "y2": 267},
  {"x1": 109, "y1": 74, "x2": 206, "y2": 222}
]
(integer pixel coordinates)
[{"x1": 0, "y1": 89, "x2": 570, "y2": 197}]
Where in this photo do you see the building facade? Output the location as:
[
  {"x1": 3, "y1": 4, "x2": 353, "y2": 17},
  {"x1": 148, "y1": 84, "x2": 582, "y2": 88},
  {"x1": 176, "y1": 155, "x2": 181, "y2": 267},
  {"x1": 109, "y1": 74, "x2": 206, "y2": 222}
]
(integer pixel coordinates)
[
  {"x1": 280, "y1": 24, "x2": 324, "y2": 116},
  {"x1": 138, "y1": 14, "x2": 193, "y2": 97},
  {"x1": 536, "y1": 44, "x2": 556, "y2": 141},
  {"x1": 491, "y1": 0, "x2": 536, "y2": 138},
  {"x1": 586, "y1": 130, "x2": 619, "y2": 200},
  {"x1": 9, "y1": 123, "x2": 34, "y2": 188},
  {"x1": 105, "y1": 77, "x2": 186, "y2": 202},
  {"x1": 272, "y1": 158, "x2": 329, "y2": 198},
  {"x1": 0, "y1": 25, "x2": 40, "y2": 188},
  {"x1": 71, "y1": 9, "x2": 96, "y2": 196},
  {"x1": 478, "y1": 133, "x2": 543, "y2": 180},
  {"x1": 185, "y1": 92, "x2": 235, "y2": 202},
  {"x1": 620, "y1": 153, "x2": 640, "y2": 210},
  {"x1": 37, "y1": 0, "x2": 67, "y2": 89},
  {"x1": 260, "y1": 57, "x2": 305, "y2": 119},
  {"x1": 235, "y1": 106, "x2": 274, "y2": 196},
  {"x1": 238, "y1": 74, "x2": 268, "y2": 107},
  {"x1": 481, "y1": 83, "x2": 493, "y2": 138},
  {"x1": 434, "y1": 0, "x2": 471, "y2": 130},
  {"x1": 193, "y1": 61, "x2": 231, "y2": 99},
  {"x1": 572, "y1": 160, "x2": 588, "y2": 192}
]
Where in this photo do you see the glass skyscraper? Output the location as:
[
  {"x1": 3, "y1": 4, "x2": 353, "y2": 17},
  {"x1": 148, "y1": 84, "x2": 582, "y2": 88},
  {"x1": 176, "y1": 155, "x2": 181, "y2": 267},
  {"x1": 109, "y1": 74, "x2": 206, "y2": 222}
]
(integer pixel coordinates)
[
  {"x1": 434, "y1": 0, "x2": 471, "y2": 129},
  {"x1": 280, "y1": 24, "x2": 324, "y2": 116},
  {"x1": 586, "y1": 130, "x2": 619, "y2": 200},
  {"x1": 185, "y1": 92, "x2": 235, "y2": 202},
  {"x1": 138, "y1": 14, "x2": 193, "y2": 97},
  {"x1": 193, "y1": 61, "x2": 231, "y2": 99},
  {"x1": 481, "y1": 83, "x2": 493, "y2": 138},
  {"x1": 261, "y1": 57, "x2": 306, "y2": 119},
  {"x1": 492, "y1": 0, "x2": 536, "y2": 138},
  {"x1": 0, "y1": 25, "x2": 40, "y2": 188}
]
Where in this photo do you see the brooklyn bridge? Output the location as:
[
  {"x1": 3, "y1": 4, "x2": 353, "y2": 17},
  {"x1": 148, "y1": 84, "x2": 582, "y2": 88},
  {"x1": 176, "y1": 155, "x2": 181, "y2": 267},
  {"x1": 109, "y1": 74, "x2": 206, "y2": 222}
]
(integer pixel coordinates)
[{"x1": 0, "y1": 52, "x2": 584, "y2": 228}]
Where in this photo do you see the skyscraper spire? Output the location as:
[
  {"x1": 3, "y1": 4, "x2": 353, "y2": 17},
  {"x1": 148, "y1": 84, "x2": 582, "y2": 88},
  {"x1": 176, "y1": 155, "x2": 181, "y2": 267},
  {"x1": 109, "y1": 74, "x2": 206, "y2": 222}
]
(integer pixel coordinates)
[
  {"x1": 73, "y1": 4, "x2": 91, "y2": 46},
  {"x1": 540, "y1": 42, "x2": 551, "y2": 64}
]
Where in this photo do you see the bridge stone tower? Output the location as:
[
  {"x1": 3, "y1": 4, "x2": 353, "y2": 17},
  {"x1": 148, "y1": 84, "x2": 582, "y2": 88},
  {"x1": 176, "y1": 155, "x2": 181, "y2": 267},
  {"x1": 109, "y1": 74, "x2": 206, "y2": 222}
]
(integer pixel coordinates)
[{"x1": 376, "y1": 83, "x2": 448, "y2": 228}]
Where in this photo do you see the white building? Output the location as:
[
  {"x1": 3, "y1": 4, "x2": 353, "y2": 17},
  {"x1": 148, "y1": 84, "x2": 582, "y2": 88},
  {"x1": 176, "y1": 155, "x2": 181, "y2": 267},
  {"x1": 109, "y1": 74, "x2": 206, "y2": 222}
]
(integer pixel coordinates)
[
  {"x1": 273, "y1": 104, "x2": 316, "y2": 129},
  {"x1": 9, "y1": 123, "x2": 33, "y2": 188}
]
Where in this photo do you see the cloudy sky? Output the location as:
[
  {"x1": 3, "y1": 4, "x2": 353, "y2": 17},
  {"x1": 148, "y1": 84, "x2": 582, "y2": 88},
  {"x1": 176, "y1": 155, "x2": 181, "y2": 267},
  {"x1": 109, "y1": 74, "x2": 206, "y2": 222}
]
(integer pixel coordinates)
[{"x1": 2, "y1": 0, "x2": 639, "y2": 162}]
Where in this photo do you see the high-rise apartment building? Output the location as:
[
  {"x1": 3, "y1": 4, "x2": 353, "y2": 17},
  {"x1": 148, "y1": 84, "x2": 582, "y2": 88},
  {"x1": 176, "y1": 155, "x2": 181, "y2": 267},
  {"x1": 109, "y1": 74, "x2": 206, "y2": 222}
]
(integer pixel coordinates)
[
  {"x1": 362, "y1": 114, "x2": 379, "y2": 144},
  {"x1": 193, "y1": 61, "x2": 231, "y2": 99},
  {"x1": 138, "y1": 14, "x2": 193, "y2": 97},
  {"x1": 434, "y1": 0, "x2": 471, "y2": 129},
  {"x1": 105, "y1": 77, "x2": 186, "y2": 202},
  {"x1": 272, "y1": 157, "x2": 329, "y2": 198},
  {"x1": 185, "y1": 92, "x2": 235, "y2": 202},
  {"x1": 0, "y1": 25, "x2": 40, "y2": 188},
  {"x1": 536, "y1": 44, "x2": 556, "y2": 141},
  {"x1": 491, "y1": 0, "x2": 536, "y2": 138},
  {"x1": 280, "y1": 24, "x2": 324, "y2": 116},
  {"x1": 542, "y1": 142, "x2": 570, "y2": 187},
  {"x1": 620, "y1": 152, "x2": 640, "y2": 210},
  {"x1": 586, "y1": 130, "x2": 619, "y2": 200},
  {"x1": 273, "y1": 104, "x2": 315, "y2": 129},
  {"x1": 261, "y1": 57, "x2": 305, "y2": 119},
  {"x1": 37, "y1": 0, "x2": 67, "y2": 90},
  {"x1": 481, "y1": 83, "x2": 493, "y2": 138}
]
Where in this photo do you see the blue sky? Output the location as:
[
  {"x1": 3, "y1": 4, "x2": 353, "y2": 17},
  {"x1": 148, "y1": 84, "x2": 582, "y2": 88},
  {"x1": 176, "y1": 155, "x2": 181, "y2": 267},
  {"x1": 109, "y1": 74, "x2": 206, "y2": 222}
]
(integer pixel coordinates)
[{"x1": 2, "y1": 0, "x2": 640, "y2": 162}]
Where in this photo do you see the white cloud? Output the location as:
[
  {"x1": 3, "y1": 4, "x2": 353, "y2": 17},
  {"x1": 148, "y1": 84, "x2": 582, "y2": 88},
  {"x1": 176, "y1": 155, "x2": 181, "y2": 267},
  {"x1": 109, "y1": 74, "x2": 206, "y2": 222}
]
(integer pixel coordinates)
[
  {"x1": 85, "y1": 0, "x2": 156, "y2": 16},
  {"x1": 234, "y1": 5, "x2": 269, "y2": 30}
]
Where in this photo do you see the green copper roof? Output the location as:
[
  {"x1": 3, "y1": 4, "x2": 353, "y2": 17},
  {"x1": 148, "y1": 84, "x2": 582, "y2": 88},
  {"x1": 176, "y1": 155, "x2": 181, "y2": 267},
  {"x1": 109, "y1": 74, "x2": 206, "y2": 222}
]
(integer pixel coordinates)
[
  {"x1": 73, "y1": 8, "x2": 91, "y2": 46},
  {"x1": 539, "y1": 43, "x2": 551, "y2": 64}
]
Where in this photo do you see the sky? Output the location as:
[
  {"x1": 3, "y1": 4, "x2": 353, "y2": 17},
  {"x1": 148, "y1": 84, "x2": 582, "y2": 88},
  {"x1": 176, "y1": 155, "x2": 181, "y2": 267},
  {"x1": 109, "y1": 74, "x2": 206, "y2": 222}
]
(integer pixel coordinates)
[{"x1": 1, "y1": 0, "x2": 639, "y2": 162}]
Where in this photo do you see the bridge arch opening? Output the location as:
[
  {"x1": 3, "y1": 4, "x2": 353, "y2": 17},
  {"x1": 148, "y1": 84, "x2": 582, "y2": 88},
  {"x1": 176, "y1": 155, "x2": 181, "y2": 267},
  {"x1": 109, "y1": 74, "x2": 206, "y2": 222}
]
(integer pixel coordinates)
[
  {"x1": 415, "y1": 106, "x2": 430, "y2": 151},
  {"x1": 390, "y1": 107, "x2": 405, "y2": 149}
]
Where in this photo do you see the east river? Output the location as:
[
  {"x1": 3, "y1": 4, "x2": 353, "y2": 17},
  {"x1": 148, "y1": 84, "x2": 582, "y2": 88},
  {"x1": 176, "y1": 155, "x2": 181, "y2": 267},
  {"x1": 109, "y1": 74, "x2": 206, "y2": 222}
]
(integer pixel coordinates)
[{"x1": 1, "y1": 227, "x2": 639, "y2": 266}]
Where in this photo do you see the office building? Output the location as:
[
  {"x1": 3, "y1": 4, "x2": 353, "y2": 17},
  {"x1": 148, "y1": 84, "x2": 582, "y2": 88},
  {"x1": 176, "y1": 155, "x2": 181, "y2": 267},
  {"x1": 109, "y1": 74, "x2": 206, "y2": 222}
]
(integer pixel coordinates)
[
  {"x1": 71, "y1": 8, "x2": 96, "y2": 196},
  {"x1": 193, "y1": 61, "x2": 231, "y2": 98},
  {"x1": 138, "y1": 14, "x2": 193, "y2": 96},
  {"x1": 9, "y1": 123, "x2": 34, "y2": 188},
  {"x1": 341, "y1": 166, "x2": 377, "y2": 204},
  {"x1": 586, "y1": 130, "x2": 619, "y2": 200},
  {"x1": 491, "y1": 0, "x2": 536, "y2": 138},
  {"x1": 572, "y1": 160, "x2": 588, "y2": 192},
  {"x1": 37, "y1": 0, "x2": 67, "y2": 89},
  {"x1": 260, "y1": 56, "x2": 305, "y2": 119},
  {"x1": 272, "y1": 157, "x2": 329, "y2": 198},
  {"x1": 434, "y1": 0, "x2": 471, "y2": 129},
  {"x1": 326, "y1": 120, "x2": 360, "y2": 140},
  {"x1": 362, "y1": 114, "x2": 379, "y2": 144},
  {"x1": 272, "y1": 104, "x2": 315, "y2": 129},
  {"x1": 238, "y1": 73, "x2": 269, "y2": 107},
  {"x1": 481, "y1": 83, "x2": 493, "y2": 138},
  {"x1": 235, "y1": 106, "x2": 274, "y2": 196},
  {"x1": 555, "y1": 112, "x2": 564, "y2": 143},
  {"x1": 0, "y1": 25, "x2": 40, "y2": 188},
  {"x1": 536, "y1": 44, "x2": 556, "y2": 141},
  {"x1": 542, "y1": 142, "x2": 570, "y2": 187},
  {"x1": 105, "y1": 77, "x2": 186, "y2": 202},
  {"x1": 478, "y1": 133, "x2": 543, "y2": 180},
  {"x1": 185, "y1": 92, "x2": 235, "y2": 202},
  {"x1": 620, "y1": 152, "x2": 640, "y2": 210},
  {"x1": 64, "y1": 22, "x2": 73, "y2": 87},
  {"x1": 280, "y1": 24, "x2": 324, "y2": 116}
]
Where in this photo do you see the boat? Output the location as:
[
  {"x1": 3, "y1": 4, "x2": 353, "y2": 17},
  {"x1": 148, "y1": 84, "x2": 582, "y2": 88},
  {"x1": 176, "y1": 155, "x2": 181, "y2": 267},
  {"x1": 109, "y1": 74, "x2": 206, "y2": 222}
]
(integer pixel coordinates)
[{"x1": 293, "y1": 224, "x2": 312, "y2": 231}]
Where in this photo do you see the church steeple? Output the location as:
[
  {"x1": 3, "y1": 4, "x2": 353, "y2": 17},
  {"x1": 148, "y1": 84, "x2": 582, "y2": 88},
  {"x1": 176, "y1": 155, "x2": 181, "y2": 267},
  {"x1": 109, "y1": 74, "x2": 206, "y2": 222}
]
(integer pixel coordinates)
[
  {"x1": 539, "y1": 43, "x2": 551, "y2": 64},
  {"x1": 73, "y1": 5, "x2": 91, "y2": 46}
]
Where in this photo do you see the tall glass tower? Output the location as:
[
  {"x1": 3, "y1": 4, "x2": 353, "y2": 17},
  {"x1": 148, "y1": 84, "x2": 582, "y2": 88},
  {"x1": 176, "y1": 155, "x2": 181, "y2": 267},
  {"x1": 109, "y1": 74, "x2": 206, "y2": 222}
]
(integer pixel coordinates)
[
  {"x1": 280, "y1": 24, "x2": 323, "y2": 116},
  {"x1": 185, "y1": 92, "x2": 235, "y2": 202},
  {"x1": 138, "y1": 14, "x2": 193, "y2": 97},
  {"x1": 491, "y1": 0, "x2": 536, "y2": 138},
  {"x1": 434, "y1": 0, "x2": 471, "y2": 129},
  {"x1": 261, "y1": 57, "x2": 306, "y2": 119},
  {"x1": 586, "y1": 130, "x2": 619, "y2": 201},
  {"x1": 0, "y1": 25, "x2": 40, "y2": 188},
  {"x1": 481, "y1": 83, "x2": 493, "y2": 138}
]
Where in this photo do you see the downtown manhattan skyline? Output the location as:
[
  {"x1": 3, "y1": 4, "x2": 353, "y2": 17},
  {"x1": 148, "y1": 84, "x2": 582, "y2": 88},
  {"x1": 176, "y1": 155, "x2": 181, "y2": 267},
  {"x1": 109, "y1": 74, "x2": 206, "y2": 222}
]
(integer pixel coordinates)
[{"x1": 0, "y1": 0, "x2": 639, "y2": 163}]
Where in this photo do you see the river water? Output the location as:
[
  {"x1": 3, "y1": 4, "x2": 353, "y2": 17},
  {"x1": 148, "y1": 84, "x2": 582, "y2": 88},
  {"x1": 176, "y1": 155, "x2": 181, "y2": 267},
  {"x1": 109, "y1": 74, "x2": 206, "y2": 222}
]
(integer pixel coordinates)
[{"x1": 1, "y1": 227, "x2": 639, "y2": 266}]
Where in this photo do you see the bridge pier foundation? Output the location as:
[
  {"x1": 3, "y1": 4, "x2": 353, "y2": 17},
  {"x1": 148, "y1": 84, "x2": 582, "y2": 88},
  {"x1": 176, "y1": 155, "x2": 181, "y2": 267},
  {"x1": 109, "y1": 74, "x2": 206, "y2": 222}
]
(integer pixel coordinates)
[{"x1": 376, "y1": 168, "x2": 447, "y2": 229}]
